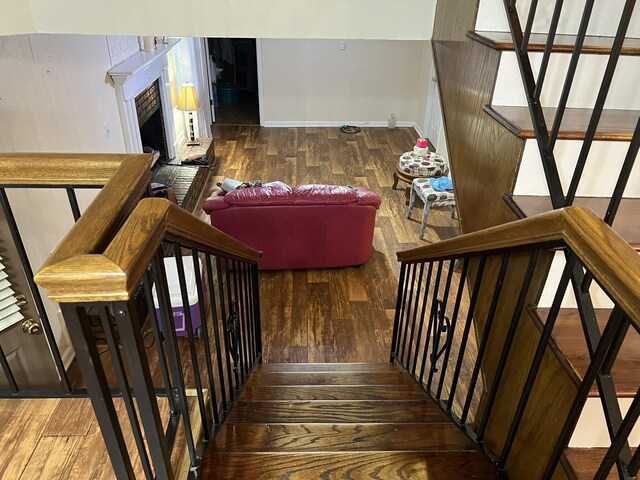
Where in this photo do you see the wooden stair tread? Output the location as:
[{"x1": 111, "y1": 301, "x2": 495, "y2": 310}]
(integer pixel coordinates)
[
  {"x1": 245, "y1": 371, "x2": 415, "y2": 386},
  {"x1": 468, "y1": 30, "x2": 640, "y2": 56},
  {"x1": 564, "y1": 447, "x2": 634, "y2": 479},
  {"x1": 200, "y1": 452, "x2": 499, "y2": 479},
  {"x1": 225, "y1": 400, "x2": 449, "y2": 424},
  {"x1": 533, "y1": 308, "x2": 640, "y2": 397},
  {"x1": 256, "y1": 362, "x2": 398, "y2": 373},
  {"x1": 504, "y1": 194, "x2": 640, "y2": 250},
  {"x1": 484, "y1": 105, "x2": 639, "y2": 141},
  {"x1": 212, "y1": 423, "x2": 475, "y2": 452},
  {"x1": 239, "y1": 384, "x2": 427, "y2": 401}
]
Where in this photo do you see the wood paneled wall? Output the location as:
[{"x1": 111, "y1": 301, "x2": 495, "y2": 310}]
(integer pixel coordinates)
[{"x1": 431, "y1": 2, "x2": 575, "y2": 478}]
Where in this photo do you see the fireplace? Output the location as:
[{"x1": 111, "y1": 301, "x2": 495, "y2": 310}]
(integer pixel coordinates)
[
  {"x1": 108, "y1": 39, "x2": 179, "y2": 160},
  {"x1": 136, "y1": 80, "x2": 167, "y2": 161}
]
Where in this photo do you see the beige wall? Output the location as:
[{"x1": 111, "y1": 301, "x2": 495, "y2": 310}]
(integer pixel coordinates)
[
  {"x1": 0, "y1": 34, "x2": 125, "y2": 360},
  {"x1": 260, "y1": 39, "x2": 431, "y2": 126},
  {"x1": 12, "y1": 0, "x2": 436, "y2": 40}
]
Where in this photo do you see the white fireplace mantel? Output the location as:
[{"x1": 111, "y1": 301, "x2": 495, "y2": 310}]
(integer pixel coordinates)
[{"x1": 108, "y1": 38, "x2": 180, "y2": 159}]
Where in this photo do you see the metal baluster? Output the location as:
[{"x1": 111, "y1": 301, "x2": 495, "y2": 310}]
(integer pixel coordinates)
[
  {"x1": 628, "y1": 443, "x2": 640, "y2": 476},
  {"x1": 595, "y1": 387, "x2": 640, "y2": 479},
  {"x1": 405, "y1": 263, "x2": 425, "y2": 370},
  {"x1": 98, "y1": 306, "x2": 153, "y2": 480},
  {"x1": 503, "y1": 0, "x2": 565, "y2": 207},
  {"x1": 142, "y1": 272, "x2": 177, "y2": 415},
  {"x1": 500, "y1": 253, "x2": 577, "y2": 470},
  {"x1": 477, "y1": 250, "x2": 541, "y2": 442},
  {"x1": 542, "y1": 306, "x2": 629, "y2": 478},
  {"x1": 390, "y1": 263, "x2": 407, "y2": 362},
  {"x1": 419, "y1": 261, "x2": 444, "y2": 384},
  {"x1": 447, "y1": 256, "x2": 487, "y2": 413},
  {"x1": 241, "y1": 262, "x2": 255, "y2": 367},
  {"x1": 521, "y1": 0, "x2": 539, "y2": 53},
  {"x1": 251, "y1": 263, "x2": 263, "y2": 361},
  {"x1": 400, "y1": 263, "x2": 418, "y2": 363},
  {"x1": 0, "y1": 341, "x2": 18, "y2": 393},
  {"x1": 395, "y1": 264, "x2": 413, "y2": 358},
  {"x1": 215, "y1": 257, "x2": 235, "y2": 395},
  {"x1": 605, "y1": 116, "x2": 640, "y2": 225},
  {"x1": 534, "y1": 0, "x2": 564, "y2": 100},
  {"x1": 204, "y1": 253, "x2": 228, "y2": 412},
  {"x1": 66, "y1": 188, "x2": 82, "y2": 222},
  {"x1": 460, "y1": 255, "x2": 511, "y2": 424},
  {"x1": 426, "y1": 259, "x2": 455, "y2": 392},
  {"x1": 230, "y1": 259, "x2": 246, "y2": 383},
  {"x1": 547, "y1": 0, "x2": 596, "y2": 152},
  {"x1": 436, "y1": 258, "x2": 470, "y2": 401},
  {"x1": 233, "y1": 260, "x2": 250, "y2": 379},
  {"x1": 60, "y1": 304, "x2": 134, "y2": 478},
  {"x1": 152, "y1": 254, "x2": 197, "y2": 466},
  {"x1": 173, "y1": 244, "x2": 210, "y2": 442},
  {"x1": 192, "y1": 249, "x2": 219, "y2": 426},
  {"x1": 222, "y1": 258, "x2": 240, "y2": 390},
  {"x1": 565, "y1": 0, "x2": 637, "y2": 206},
  {"x1": 412, "y1": 262, "x2": 434, "y2": 376},
  {"x1": 0, "y1": 188, "x2": 71, "y2": 392}
]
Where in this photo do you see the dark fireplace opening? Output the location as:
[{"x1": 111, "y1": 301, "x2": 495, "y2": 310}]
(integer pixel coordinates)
[{"x1": 136, "y1": 80, "x2": 168, "y2": 163}]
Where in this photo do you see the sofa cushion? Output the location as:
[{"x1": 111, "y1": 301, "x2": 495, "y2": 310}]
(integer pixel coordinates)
[
  {"x1": 292, "y1": 185, "x2": 358, "y2": 205},
  {"x1": 224, "y1": 181, "x2": 294, "y2": 207}
]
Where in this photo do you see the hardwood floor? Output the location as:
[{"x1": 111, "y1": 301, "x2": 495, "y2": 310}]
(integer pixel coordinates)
[
  {"x1": 204, "y1": 126, "x2": 461, "y2": 363},
  {"x1": 1, "y1": 127, "x2": 461, "y2": 478}
]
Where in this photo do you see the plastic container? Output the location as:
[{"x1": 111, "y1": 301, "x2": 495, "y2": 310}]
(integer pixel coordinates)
[
  {"x1": 152, "y1": 257, "x2": 203, "y2": 337},
  {"x1": 218, "y1": 83, "x2": 240, "y2": 104}
]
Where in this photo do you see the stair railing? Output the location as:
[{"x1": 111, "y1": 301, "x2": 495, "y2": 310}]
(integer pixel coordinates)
[
  {"x1": 390, "y1": 207, "x2": 640, "y2": 479},
  {"x1": 0, "y1": 153, "x2": 152, "y2": 397},
  {"x1": 503, "y1": 0, "x2": 640, "y2": 222},
  {"x1": 36, "y1": 197, "x2": 263, "y2": 479}
]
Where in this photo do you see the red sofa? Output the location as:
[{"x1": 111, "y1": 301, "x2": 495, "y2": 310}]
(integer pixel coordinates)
[{"x1": 202, "y1": 182, "x2": 382, "y2": 270}]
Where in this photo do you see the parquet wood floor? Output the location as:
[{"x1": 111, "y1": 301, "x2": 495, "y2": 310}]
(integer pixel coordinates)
[{"x1": 201, "y1": 126, "x2": 461, "y2": 363}]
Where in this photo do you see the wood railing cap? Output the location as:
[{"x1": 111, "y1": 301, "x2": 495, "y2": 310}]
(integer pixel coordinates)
[
  {"x1": 397, "y1": 206, "x2": 640, "y2": 331},
  {"x1": 36, "y1": 198, "x2": 263, "y2": 302},
  {"x1": 0, "y1": 153, "x2": 150, "y2": 186}
]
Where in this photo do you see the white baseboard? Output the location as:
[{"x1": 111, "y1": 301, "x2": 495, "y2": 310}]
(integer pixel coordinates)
[
  {"x1": 261, "y1": 120, "x2": 419, "y2": 129},
  {"x1": 413, "y1": 123, "x2": 424, "y2": 137}
]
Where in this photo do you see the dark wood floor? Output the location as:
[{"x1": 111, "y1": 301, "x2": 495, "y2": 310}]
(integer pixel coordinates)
[
  {"x1": 213, "y1": 92, "x2": 260, "y2": 125},
  {"x1": 200, "y1": 126, "x2": 461, "y2": 363}
]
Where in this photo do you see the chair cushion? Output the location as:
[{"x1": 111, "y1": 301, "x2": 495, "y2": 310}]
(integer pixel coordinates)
[{"x1": 413, "y1": 178, "x2": 456, "y2": 203}]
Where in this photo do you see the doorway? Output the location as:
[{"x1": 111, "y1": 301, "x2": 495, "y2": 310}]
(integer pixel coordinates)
[{"x1": 207, "y1": 38, "x2": 260, "y2": 126}]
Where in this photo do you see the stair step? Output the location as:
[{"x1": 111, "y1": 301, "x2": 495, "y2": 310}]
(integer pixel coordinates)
[
  {"x1": 245, "y1": 371, "x2": 414, "y2": 386},
  {"x1": 503, "y1": 194, "x2": 640, "y2": 250},
  {"x1": 225, "y1": 400, "x2": 449, "y2": 424},
  {"x1": 468, "y1": 30, "x2": 640, "y2": 56},
  {"x1": 530, "y1": 307, "x2": 640, "y2": 397},
  {"x1": 212, "y1": 423, "x2": 475, "y2": 452},
  {"x1": 256, "y1": 362, "x2": 399, "y2": 373},
  {"x1": 200, "y1": 452, "x2": 499, "y2": 479},
  {"x1": 564, "y1": 447, "x2": 631, "y2": 479},
  {"x1": 239, "y1": 384, "x2": 427, "y2": 401},
  {"x1": 484, "y1": 105, "x2": 639, "y2": 141}
]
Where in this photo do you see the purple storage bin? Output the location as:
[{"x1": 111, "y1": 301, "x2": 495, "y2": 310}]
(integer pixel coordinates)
[{"x1": 152, "y1": 257, "x2": 203, "y2": 337}]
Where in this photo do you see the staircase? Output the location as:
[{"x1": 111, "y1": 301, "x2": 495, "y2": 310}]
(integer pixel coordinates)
[{"x1": 200, "y1": 363, "x2": 498, "y2": 479}]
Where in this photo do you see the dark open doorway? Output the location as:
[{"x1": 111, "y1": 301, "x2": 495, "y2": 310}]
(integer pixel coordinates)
[{"x1": 207, "y1": 38, "x2": 260, "y2": 126}]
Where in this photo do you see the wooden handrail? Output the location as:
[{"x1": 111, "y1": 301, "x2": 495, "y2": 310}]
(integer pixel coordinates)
[
  {"x1": 35, "y1": 198, "x2": 263, "y2": 302},
  {"x1": 397, "y1": 206, "x2": 640, "y2": 330},
  {"x1": 0, "y1": 153, "x2": 147, "y2": 186},
  {"x1": 31, "y1": 154, "x2": 153, "y2": 272}
]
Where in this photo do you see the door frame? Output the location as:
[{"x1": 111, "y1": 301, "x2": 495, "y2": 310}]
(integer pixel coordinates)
[{"x1": 256, "y1": 38, "x2": 264, "y2": 126}]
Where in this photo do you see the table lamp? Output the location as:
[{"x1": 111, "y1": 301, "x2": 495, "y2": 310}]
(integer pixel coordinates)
[{"x1": 177, "y1": 83, "x2": 201, "y2": 146}]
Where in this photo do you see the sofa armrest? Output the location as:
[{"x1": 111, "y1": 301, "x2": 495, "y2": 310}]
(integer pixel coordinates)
[
  {"x1": 355, "y1": 188, "x2": 382, "y2": 209},
  {"x1": 202, "y1": 194, "x2": 229, "y2": 213}
]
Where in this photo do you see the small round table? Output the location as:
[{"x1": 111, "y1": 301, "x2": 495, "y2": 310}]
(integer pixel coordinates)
[{"x1": 392, "y1": 152, "x2": 449, "y2": 190}]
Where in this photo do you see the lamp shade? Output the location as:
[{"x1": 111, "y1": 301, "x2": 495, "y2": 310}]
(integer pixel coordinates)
[{"x1": 177, "y1": 83, "x2": 200, "y2": 111}]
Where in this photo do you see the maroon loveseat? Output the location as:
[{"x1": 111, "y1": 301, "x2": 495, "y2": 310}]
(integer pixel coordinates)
[{"x1": 202, "y1": 182, "x2": 382, "y2": 270}]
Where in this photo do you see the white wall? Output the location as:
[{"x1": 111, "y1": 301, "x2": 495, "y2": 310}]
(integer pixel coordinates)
[
  {"x1": 476, "y1": 0, "x2": 640, "y2": 37},
  {"x1": 260, "y1": 39, "x2": 431, "y2": 126},
  {"x1": 0, "y1": 34, "x2": 126, "y2": 362},
  {"x1": 11, "y1": 0, "x2": 436, "y2": 40}
]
